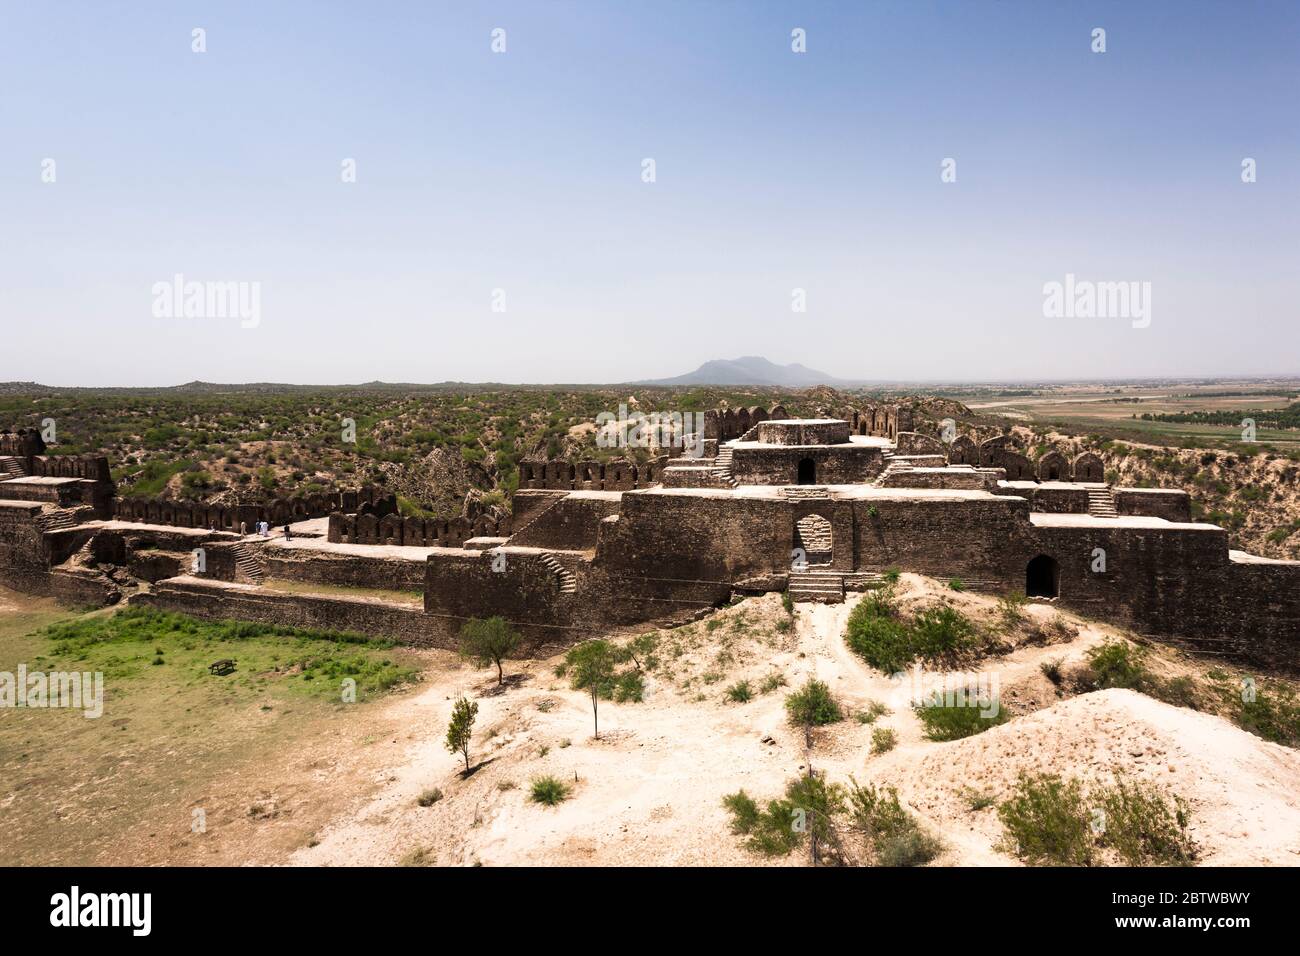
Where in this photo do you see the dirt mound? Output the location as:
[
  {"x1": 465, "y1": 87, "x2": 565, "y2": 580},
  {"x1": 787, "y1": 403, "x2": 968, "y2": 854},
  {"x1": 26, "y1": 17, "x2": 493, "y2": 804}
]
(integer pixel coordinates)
[{"x1": 887, "y1": 688, "x2": 1300, "y2": 865}]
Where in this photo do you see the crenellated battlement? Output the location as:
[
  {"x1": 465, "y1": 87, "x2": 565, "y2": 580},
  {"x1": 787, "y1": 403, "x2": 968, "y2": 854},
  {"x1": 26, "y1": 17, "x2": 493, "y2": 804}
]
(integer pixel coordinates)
[
  {"x1": 111, "y1": 486, "x2": 393, "y2": 531},
  {"x1": 327, "y1": 511, "x2": 511, "y2": 548}
]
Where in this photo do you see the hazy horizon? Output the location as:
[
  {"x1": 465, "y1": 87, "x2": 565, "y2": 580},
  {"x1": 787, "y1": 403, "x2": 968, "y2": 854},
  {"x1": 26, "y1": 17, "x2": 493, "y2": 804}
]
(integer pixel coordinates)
[
  {"x1": 6, "y1": 363, "x2": 1300, "y2": 392},
  {"x1": 3, "y1": 1, "x2": 1297, "y2": 386}
]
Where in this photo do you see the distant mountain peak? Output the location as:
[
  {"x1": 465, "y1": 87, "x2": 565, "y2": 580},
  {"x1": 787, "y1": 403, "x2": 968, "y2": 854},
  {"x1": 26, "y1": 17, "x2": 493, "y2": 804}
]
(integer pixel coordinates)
[{"x1": 638, "y1": 356, "x2": 849, "y2": 387}]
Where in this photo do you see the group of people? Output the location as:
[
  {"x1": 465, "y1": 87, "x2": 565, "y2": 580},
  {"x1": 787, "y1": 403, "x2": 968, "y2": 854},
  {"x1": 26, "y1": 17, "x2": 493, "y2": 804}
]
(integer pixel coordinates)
[{"x1": 235, "y1": 519, "x2": 291, "y2": 540}]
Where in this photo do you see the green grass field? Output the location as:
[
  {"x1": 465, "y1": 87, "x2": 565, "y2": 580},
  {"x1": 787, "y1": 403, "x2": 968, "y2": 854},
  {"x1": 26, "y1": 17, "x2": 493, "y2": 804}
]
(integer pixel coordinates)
[{"x1": 0, "y1": 596, "x2": 421, "y2": 865}]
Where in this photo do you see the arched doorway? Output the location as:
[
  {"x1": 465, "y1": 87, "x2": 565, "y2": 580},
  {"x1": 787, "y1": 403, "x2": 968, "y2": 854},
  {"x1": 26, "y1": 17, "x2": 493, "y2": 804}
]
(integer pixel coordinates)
[
  {"x1": 797, "y1": 457, "x2": 816, "y2": 485},
  {"x1": 1026, "y1": 555, "x2": 1059, "y2": 598},
  {"x1": 795, "y1": 514, "x2": 832, "y2": 566}
]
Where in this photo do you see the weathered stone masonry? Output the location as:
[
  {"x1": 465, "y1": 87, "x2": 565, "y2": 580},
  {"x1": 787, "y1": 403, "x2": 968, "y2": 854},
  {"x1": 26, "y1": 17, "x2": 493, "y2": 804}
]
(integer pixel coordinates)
[{"x1": 2, "y1": 411, "x2": 1297, "y2": 670}]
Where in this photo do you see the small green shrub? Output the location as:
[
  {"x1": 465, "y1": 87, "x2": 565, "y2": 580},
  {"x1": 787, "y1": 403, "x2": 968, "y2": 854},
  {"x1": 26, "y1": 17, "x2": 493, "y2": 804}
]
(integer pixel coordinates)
[
  {"x1": 1233, "y1": 684, "x2": 1300, "y2": 747},
  {"x1": 613, "y1": 670, "x2": 645, "y2": 702},
  {"x1": 915, "y1": 699, "x2": 1009, "y2": 741},
  {"x1": 781, "y1": 591, "x2": 794, "y2": 614},
  {"x1": 1096, "y1": 777, "x2": 1196, "y2": 866},
  {"x1": 1152, "y1": 675, "x2": 1200, "y2": 710},
  {"x1": 997, "y1": 773, "x2": 1094, "y2": 866},
  {"x1": 417, "y1": 788, "x2": 443, "y2": 807},
  {"x1": 910, "y1": 606, "x2": 978, "y2": 660},
  {"x1": 997, "y1": 773, "x2": 1196, "y2": 866},
  {"x1": 1040, "y1": 657, "x2": 1065, "y2": 686},
  {"x1": 847, "y1": 780, "x2": 942, "y2": 866},
  {"x1": 845, "y1": 612, "x2": 911, "y2": 673},
  {"x1": 870, "y1": 726, "x2": 897, "y2": 754},
  {"x1": 1085, "y1": 640, "x2": 1153, "y2": 691},
  {"x1": 854, "y1": 700, "x2": 889, "y2": 724},
  {"x1": 529, "y1": 775, "x2": 571, "y2": 807},
  {"x1": 846, "y1": 591, "x2": 981, "y2": 672},
  {"x1": 948, "y1": 578, "x2": 966, "y2": 591},
  {"x1": 726, "y1": 680, "x2": 753, "y2": 703},
  {"x1": 845, "y1": 591, "x2": 912, "y2": 672},
  {"x1": 723, "y1": 775, "x2": 846, "y2": 858},
  {"x1": 997, "y1": 591, "x2": 1028, "y2": 630},
  {"x1": 760, "y1": 673, "x2": 787, "y2": 694},
  {"x1": 785, "y1": 678, "x2": 843, "y2": 727}
]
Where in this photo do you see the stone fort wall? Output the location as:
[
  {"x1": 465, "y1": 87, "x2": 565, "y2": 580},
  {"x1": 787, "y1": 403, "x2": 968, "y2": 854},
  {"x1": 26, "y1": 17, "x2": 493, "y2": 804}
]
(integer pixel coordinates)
[
  {"x1": 327, "y1": 511, "x2": 511, "y2": 548},
  {"x1": 421, "y1": 487, "x2": 1300, "y2": 670},
  {"x1": 518, "y1": 457, "x2": 665, "y2": 491},
  {"x1": 114, "y1": 486, "x2": 392, "y2": 531}
]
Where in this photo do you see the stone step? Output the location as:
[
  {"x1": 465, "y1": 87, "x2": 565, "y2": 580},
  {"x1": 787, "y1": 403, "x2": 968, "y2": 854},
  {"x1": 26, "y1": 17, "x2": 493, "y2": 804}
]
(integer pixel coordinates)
[
  {"x1": 38, "y1": 509, "x2": 78, "y2": 532},
  {"x1": 1087, "y1": 488, "x2": 1118, "y2": 517},
  {"x1": 507, "y1": 493, "x2": 566, "y2": 539},
  {"x1": 789, "y1": 588, "x2": 844, "y2": 604},
  {"x1": 789, "y1": 566, "x2": 845, "y2": 604},
  {"x1": 781, "y1": 485, "x2": 831, "y2": 500},
  {"x1": 232, "y1": 543, "x2": 264, "y2": 582},
  {"x1": 539, "y1": 553, "x2": 577, "y2": 593}
]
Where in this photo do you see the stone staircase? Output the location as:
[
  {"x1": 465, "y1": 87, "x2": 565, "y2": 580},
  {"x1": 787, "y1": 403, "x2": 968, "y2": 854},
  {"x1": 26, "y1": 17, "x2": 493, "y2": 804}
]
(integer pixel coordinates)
[
  {"x1": 874, "y1": 453, "x2": 906, "y2": 485},
  {"x1": 506, "y1": 493, "x2": 565, "y2": 541},
  {"x1": 0, "y1": 456, "x2": 28, "y2": 480},
  {"x1": 842, "y1": 571, "x2": 886, "y2": 591},
  {"x1": 1087, "y1": 486, "x2": 1118, "y2": 518},
  {"x1": 781, "y1": 485, "x2": 831, "y2": 501},
  {"x1": 232, "y1": 542, "x2": 265, "y2": 583},
  {"x1": 710, "y1": 443, "x2": 739, "y2": 488},
  {"x1": 788, "y1": 568, "x2": 845, "y2": 603},
  {"x1": 538, "y1": 552, "x2": 577, "y2": 593},
  {"x1": 37, "y1": 508, "x2": 79, "y2": 532}
]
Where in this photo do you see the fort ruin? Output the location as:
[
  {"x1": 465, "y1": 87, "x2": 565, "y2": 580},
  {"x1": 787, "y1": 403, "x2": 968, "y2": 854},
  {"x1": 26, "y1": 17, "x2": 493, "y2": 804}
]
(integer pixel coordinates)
[{"x1": 2, "y1": 405, "x2": 1297, "y2": 670}]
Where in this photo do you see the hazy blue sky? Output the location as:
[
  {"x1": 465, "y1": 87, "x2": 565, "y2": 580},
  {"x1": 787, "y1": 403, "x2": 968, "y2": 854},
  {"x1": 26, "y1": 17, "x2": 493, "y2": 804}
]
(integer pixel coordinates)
[{"x1": 2, "y1": 1, "x2": 1296, "y2": 386}]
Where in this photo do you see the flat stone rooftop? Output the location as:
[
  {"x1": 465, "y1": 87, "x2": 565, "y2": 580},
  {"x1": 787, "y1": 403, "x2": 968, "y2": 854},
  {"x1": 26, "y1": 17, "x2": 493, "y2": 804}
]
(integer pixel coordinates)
[
  {"x1": 1001, "y1": 480, "x2": 1106, "y2": 491},
  {"x1": 632, "y1": 484, "x2": 1010, "y2": 502},
  {"x1": 0, "y1": 475, "x2": 82, "y2": 486},
  {"x1": 765, "y1": 418, "x2": 843, "y2": 426},
  {"x1": 268, "y1": 536, "x2": 437, "y2": 562},
  {"x1": 1030, "y1": 513, "x2": 1221, "y2": 531},
  {"x1": 82, "y1": 520, "x2": 230, "y2": 538},
  {"x1": 1229, "y1": 549, "x2": 1300, "y2": 565},
  {"x1": 730, "y1": 434, "x2": 892, "y2": 451}
]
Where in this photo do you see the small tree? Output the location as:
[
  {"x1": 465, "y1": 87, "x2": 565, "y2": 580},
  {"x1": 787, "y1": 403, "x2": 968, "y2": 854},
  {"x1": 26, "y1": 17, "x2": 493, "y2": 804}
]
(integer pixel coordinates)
[
  {"x1": 459, "y1": 616, "x2": 521, "y2": 685},
  {"x1": 445, "y1": 696, "x2": 478, "y2": 773},
  {"x1": 566, "y1": 639, "x2": 616, "y2": 739}
]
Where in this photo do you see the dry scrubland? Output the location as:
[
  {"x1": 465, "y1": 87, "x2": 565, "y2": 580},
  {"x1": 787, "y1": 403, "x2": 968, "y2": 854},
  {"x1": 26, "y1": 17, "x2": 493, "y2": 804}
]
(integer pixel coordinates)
[{"x1": 3, "y1": 576, "x2": 1300, "y2": 866}]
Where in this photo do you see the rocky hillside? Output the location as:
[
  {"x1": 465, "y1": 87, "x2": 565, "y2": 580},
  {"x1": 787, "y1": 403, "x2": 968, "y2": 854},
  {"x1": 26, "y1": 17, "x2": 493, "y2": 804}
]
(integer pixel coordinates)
[
  {"x1": 1101, "y1": 444, "x2": 1300, "y2": 559},
  {"x1": 1019, "y1": 429, "x2": 1300, "y2": 559}
]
